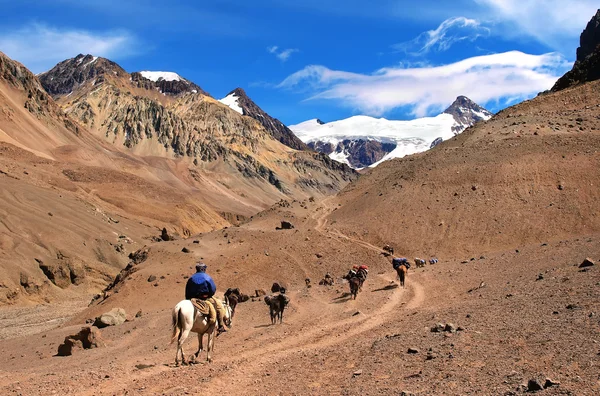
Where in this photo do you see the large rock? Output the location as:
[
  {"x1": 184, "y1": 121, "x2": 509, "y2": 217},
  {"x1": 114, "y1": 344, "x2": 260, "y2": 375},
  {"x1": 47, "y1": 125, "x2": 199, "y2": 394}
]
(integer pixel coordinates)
[
  {"x1": 579, "y1": 257, "x2": 595, "y2": 268},
  {"x1": 552, "y1": 10, "x2": 600, "y2": 91},
  {"x1": 57, "y1": 326, "x2": 105, "y2": 356},
  {"x1": 94, "y1": 308, "x2": 127, "y2": 328}
]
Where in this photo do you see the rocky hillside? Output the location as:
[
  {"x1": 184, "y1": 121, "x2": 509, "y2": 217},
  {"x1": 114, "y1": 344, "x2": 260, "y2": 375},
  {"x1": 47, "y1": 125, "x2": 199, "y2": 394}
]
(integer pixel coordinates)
[
  {"x1": 552, "y1": 9, "x2": 600, "y2": 91},
  {"x1": 219, "y1": 88, "x2": 308, "y2": 150},
  {"x1": 40, "y1": 55, "x2": 356, "y2": 197},
  {"x1": 0, "y1": 52, "x2": 356, "y2": 306},
  {"x1": 330, "y1": 79, "x2": 600, "y2": 258}
]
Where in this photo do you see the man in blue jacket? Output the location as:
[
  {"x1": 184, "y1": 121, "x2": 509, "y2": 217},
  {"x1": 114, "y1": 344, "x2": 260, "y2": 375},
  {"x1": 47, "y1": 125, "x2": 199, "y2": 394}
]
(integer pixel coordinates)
[{"x1": 186, "y1": 262, "x2": 227, "y2": 334}]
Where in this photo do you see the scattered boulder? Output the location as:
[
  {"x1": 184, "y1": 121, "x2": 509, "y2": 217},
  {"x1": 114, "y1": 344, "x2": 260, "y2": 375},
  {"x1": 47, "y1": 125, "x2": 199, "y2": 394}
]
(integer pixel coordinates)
[
  {"x1": 128, "y1": 248, "x2": 149, "y2": 264},
  {"x1": 135, "y1": 310, "x2": 143, "y2": 318},
  {"x1": 147, "y1": 275, "x2": 156, "y2": 282},
  {"x1": 431, "y1": 323, "x2": 445, "y2": 333},
  {"x1": 527, "y1": 379, "x2": 544, "y2": 392},
  {"x1": 278, "y1": 221, "x2": 294, "y2": 230},
  {"x1": 407, "y1": 347, "x2": 419, "y2": 354},
  {"x1": 57, "y1": 326, "x2": 104, "y2": 356},
  {"x1": 579, "y1": 258, "x2": 595, "y2": 268},
  {"x1": 161, "y1": 227, "x2": 171, "y2": 241},
  {"x1": 255, "y1": 289, "x2": 266, "y2": 297},
  {"x1": 181, "y1": 247, "x2": 190, "y2": 253},
  {"x1": 271, "y1": 283, "x2": 282, "y2": 293},
  {"x1": 352, "y1": 369, "x2": 362, "y2": 377},
  {"x1": 444, "y1": 323, "x2": 457, "y2": 333},
  {"x1": 315, "y1": 253, "x2": 323, "y2": 259},
  {"x1": 536, "y1": 273, "x2": 544, "y2": 281},
  {"x1": 94, "y1": 308, "x2": 127, "y2": 328},
  {"x1": 544, "y1": 378, "x2": 560, "y2": 388}
]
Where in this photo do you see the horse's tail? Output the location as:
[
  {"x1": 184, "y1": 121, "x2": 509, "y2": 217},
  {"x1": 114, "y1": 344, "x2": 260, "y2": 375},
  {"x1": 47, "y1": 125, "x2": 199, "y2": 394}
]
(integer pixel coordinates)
[{"x1": 170, "y1": 305, "x2": 181, "y2": 344}]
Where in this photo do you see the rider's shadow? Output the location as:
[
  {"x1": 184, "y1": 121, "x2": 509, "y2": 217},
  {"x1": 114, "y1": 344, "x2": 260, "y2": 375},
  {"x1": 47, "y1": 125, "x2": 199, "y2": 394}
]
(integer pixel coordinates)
[
  {"x1": 371, "y1": 284, "x2": 399, "y2": 292},
  {"x1": 331, "y1": 292, "x2": 353, "y2": 303}
]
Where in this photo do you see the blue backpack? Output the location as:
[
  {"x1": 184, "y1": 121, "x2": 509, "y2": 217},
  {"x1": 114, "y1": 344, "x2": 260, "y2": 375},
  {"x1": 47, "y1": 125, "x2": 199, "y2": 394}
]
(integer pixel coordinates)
[{"x1": 392, "y1": 257, "x2": 408, "y2": 270}]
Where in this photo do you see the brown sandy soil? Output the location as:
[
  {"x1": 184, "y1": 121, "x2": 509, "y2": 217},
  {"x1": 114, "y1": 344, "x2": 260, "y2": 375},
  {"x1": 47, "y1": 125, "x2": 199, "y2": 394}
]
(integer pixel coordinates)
[{"x1": 0, "y1": 197, "x2": 598, "y2": 395}]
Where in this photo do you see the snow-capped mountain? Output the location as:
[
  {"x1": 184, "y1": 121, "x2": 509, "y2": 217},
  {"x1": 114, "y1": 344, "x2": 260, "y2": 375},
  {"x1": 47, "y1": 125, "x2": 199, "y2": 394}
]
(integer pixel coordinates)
[
  {"x1": 290, "y1": 96, "x2": 492, "y2": 169},
  {"x1": 39, "y1": 54, "x2": 210, "y2": 98},
  {"x1": 219, "y1": 88, "x2": 308, "y2": 150}
]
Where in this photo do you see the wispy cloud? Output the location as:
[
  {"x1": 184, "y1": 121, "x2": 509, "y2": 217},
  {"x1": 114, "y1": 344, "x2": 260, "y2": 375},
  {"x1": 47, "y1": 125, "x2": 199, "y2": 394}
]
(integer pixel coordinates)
[
  {"x1": 278, "y1": 51, "x2": 571, "y2": 117},
  {"x1": 474, "y1": 0, "x2": 598, "y2": 51},
  {"x1": 267, "y1": 45, "x2": 299, "y2": 62},
  {"x1": 0, "y1": 24, "x2": 137, "y2": 73},
  {"x1": 394, "y1": 16, "x2": 490, "y2": 55}
]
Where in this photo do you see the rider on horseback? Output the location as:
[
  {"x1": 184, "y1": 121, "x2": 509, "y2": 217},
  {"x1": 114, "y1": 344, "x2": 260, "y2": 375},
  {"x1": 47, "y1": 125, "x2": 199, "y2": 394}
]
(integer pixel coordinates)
[
  {"x1": 345, "y1": 265, "x2": 359, "y2": 280},
  {"x1": 185, "y1": 263, "x2": 228, "y2": 334}
]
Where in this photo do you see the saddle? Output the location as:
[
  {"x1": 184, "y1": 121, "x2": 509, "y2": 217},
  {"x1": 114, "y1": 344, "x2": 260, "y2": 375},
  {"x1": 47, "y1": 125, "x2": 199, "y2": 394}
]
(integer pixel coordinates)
[{"x1": 190, "y1": 298, "x2": 216, "y2": 324}]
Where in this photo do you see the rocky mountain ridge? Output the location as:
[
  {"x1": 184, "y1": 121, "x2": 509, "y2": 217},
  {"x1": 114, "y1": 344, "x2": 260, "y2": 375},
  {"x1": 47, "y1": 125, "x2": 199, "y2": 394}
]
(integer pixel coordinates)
[
  {"x1": 291, "y1": 96, "x2": 492, "y2": 169},
  {"x1": 39, "y1": 54, "x2": 208, "y2": 98},
  {"x1": 219, "y1": 88, "x2": 308, "y2": 151},
  {"x1": 552, "y1": 9, "x2": 600, "y2": 91}
]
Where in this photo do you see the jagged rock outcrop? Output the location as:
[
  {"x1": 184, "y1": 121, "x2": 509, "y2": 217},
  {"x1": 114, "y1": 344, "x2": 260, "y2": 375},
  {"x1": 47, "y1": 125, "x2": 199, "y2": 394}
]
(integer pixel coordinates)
[
  {"x1": 333, "y1": 139, "x2": 396, "y2": 169},
  {"x1": 39, "y1": 54, "x2": 126, "y2": 98},
  {"x1": 552, "y1": 10, "x2": 600, "y2": 91},
  {"x1": 443, "y1": 96, "x2": 493, "y2": 134},
  {"x1": 219, "y1": 88, "x2": 308, "y2": 150}
]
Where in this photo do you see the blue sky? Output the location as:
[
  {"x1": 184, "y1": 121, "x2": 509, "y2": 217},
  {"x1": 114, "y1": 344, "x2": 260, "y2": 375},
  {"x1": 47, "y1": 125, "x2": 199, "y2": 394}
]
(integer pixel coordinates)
[{"x1": 0, "y1": 0, "x2": 597, "y2": 125}]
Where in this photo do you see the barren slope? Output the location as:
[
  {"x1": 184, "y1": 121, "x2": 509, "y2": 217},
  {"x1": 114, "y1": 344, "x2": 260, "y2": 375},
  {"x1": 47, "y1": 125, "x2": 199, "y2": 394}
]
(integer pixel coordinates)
[{"x1": 330, "y1": 80, "x2": 600, "y2": 259}]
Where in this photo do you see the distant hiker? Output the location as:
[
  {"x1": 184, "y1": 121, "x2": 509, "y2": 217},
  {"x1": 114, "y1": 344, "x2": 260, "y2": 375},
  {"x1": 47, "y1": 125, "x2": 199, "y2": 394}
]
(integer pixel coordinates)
[{"x1": 186, "y1": 263, "x2": 228, "y2": 334}]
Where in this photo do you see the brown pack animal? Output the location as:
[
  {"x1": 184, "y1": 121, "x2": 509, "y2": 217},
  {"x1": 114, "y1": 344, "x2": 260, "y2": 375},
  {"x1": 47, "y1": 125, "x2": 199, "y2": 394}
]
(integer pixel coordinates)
[
  {"x1": 414, "y1": 258, "x2": 426, "y2": 268},
  {"x1": 383, "y1": 245, "x2": 394, "y2": 256},
  {"x1": 348, "y1": 277, "x2": 361, "y2": 300},
  {"x1": 264, "y1": 294, "x2": 289, "y2": 324},
  {"x1": 396, "y1": 264, "x2": 408, "y2": 288}
]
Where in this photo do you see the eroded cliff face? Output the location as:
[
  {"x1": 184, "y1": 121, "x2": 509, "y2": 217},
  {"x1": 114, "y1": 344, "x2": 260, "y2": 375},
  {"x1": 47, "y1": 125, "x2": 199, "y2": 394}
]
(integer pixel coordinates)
[{"x1": 552, "y1": 10, "x2": 600, "y2": 91}]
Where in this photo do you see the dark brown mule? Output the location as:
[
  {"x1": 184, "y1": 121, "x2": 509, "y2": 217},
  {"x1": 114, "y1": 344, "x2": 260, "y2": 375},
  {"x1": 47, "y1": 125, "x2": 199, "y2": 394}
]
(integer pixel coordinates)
[
  {"x1": 349, "y1": 277, "x2": 361, "y2": 299},
  {"x1": 396, "y1": 265, "x2": 407, "y2": 288}
]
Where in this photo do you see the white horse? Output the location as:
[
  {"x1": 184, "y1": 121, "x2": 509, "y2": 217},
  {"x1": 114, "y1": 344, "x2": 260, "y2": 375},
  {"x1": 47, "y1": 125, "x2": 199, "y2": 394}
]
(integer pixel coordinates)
[{"x1": 170, "y1": 298, "x2": 232, "y2": 365}]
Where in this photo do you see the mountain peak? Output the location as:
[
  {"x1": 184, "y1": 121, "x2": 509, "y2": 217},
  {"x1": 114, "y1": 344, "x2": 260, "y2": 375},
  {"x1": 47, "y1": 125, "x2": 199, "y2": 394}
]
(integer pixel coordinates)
[
  {"x1": 552, "y1": 9, "x2": 600, "y2": 91},
  {"x1": 443, "y1": 96, "x2": 493, "y2": 134},
  {"x1": 39, "y1": 54, "x2": 127, "y2": 98},
  {"x1": 218, "y1": 88, "x2": 308, "y2": 151}
]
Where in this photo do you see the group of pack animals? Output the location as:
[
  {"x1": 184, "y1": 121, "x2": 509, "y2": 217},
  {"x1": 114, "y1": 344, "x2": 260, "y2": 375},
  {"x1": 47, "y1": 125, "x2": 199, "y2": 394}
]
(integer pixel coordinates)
[
  {"x1": 171, "y1": 250, "x2": 437, "y2": 365},
  {"x1": 170, "y1": 284, "x2": 289, "y2": 365}
]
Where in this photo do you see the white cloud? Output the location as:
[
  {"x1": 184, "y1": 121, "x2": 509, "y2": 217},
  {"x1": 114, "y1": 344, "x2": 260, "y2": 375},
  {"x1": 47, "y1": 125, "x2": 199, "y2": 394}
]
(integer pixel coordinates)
[
  {"x1": 267, "y1": 45, "x2": 299, "y2": 62},
  {"x1": 395, "y1": 17, "x2": 491, "y2": 54},
  {"x1": 474, "y1": 0, "x2": 599, "y2": 50},
  {"x1": 0, "y1": 24, "x2": 136, "y2": 73},
  {"x1": 278, "y1": 51, "x2": 571, "y2": 117}
]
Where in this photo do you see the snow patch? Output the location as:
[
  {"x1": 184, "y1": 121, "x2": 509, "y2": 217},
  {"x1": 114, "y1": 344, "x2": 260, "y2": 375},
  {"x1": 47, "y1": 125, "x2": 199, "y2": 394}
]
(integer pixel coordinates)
[
  {"x1": 218, "y1": 93, "x2": 243, "y2": 115},
  {"x1": 139, "y1": 71, "x2": 184, "y2": 82},
  {"x1": 290, "y1": 114, "x2": 457, "y2": 168}
]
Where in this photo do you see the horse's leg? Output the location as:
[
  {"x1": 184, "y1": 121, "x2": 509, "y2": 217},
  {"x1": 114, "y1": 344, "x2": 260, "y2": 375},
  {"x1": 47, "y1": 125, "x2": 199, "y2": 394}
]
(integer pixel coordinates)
[
  {"x1": 206, "y1": 328, "x2": 214, "y2": 363},
  {"x1": 195, "y1": 332, "x2": 203, "y2": 359},
  {"x1": 177, "y1": 328, "x2": 191, "y2": 366}
]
